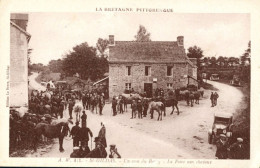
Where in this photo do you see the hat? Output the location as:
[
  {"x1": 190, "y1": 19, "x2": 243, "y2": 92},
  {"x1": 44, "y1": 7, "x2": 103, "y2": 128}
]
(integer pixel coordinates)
[
  {"x1": 73, "y1": 147, "x2": 80, "y2": 150},
  {"x1": 220, "y1": 134, "x2": 226, "y2": 138},
  {"x1": 237, "y1": 138, "x2": 243, "y2": 142},
  {"x1": 94, "y1": 137, "x2": 100, "y2": 142}
]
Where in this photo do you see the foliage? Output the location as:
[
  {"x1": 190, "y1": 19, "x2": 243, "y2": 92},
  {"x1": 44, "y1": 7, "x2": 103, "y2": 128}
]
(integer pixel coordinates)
[
  {"x1": 134, "y1": 25, "x2": 151, "y2": 42},
  {"x1": 48, "y1": 59, "x2": 63, "y2": 73},
  {"x1": 62, "y1": 42, "x2": 108, "y2": 81},
  {"x1": 96, "y1": 38, "x2": 109, "y2": 58}
]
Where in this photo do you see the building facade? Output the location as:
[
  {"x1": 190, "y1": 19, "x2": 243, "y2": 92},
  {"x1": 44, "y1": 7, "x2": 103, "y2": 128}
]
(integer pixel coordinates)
[
  {"x1": 108, "y1": 35, "x2": 197, "y2": 98},
  {"x1": 10, "y1": 14, "x2": 30, "y2": 107}
]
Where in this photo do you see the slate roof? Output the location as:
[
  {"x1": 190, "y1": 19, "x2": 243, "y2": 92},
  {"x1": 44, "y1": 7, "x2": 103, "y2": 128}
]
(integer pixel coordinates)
[{"x1": 109, "y1": 41, "x2": 188, "y2": 63}]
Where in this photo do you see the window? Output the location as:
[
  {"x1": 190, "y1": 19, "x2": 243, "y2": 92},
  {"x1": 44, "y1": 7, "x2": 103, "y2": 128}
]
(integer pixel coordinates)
[
  {"x1": 193, "y1": 68, "x2": 196, "y2": 77},
  {"x1": 167, "y1": 66, "x2": 173, "y2": 76},
  {"x1": 126, "y1": 66, "x2": 131, "y2": 76},
  {"x1": 125, "y1": 83, "x2": 131, "y2": 90},
  {"x1": 145, "y1": 66, "x2": 151, "y2": 76},
  {"x1": 167, "y1": 83, "x2": 173, "y2": 89}
]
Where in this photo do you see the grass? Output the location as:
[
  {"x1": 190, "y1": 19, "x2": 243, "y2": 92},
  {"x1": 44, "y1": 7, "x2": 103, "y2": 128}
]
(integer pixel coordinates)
[
  {"x1": 231, "y1": 83, "x2": 250, "y2": 159},
  {"x1": 200, "y1": 81, "x2": 219, "y2": 91}
]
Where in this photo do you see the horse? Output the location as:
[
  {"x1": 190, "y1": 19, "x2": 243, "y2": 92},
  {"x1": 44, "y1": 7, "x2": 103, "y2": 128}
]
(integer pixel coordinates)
[
  {"x1": 33, "y1": 121, "x2": 70, "y2": 152},
  {"x1": 163, "y1": 98, "x2": 180, "y2": 115},
  {"x1": 148, "y1": 101, "x2": 164, "y2": 121},
  {"x1": 194, "y1": 91, "x2": 201, "y2": 104},
  {"x1": 73, "y1": 101, "x2": 83, "y2": 122},
  {"x1": 121, "y1": 93, "x2": 142, "y2": 112}
]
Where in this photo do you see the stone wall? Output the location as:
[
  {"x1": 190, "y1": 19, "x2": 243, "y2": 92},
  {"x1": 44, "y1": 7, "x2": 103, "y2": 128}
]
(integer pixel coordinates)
[
  {"x1": 109, "y1": 63, "x2": 190, "y2": 98},
  {"x1": 10, "y1": 25, "x2": 28, "y2": 107}
]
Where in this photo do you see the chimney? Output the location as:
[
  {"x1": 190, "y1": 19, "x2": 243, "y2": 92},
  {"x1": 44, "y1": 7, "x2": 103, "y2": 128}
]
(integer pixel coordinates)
[
  {"x1": 11, "y1": 13, "x2": 28, "y2": 31},
  {"x1": 177, "y1": 36, "x2": 184, "y2": 46},
  {"x1": 109, "y1": 35, "x2": 115, "y2": 46}
]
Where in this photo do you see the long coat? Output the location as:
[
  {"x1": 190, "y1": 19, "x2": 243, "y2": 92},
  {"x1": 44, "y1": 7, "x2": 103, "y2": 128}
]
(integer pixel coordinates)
[{"x1": 98, "y1": 126, "x2": 107, "y2": 148}]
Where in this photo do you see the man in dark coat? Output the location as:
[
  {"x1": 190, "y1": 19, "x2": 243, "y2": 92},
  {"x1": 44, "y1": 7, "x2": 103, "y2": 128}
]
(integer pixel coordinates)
[
  {"x1": 215, "y1": 134, "x2": 229, "y2": 159},
  {"x1": 79, "y1": 125, "x2": 93, "y2": 150},
  {"x1": 70, "y1": 121, "x2": 81, "y2": 147},
  {"x1": 82, "y1": 94, "x2": 87, "y2": 110},
  {"x1": 112, "y1": 97, "x2": 117, "y2": 116},
  {"x1": 143, "y1": 98, "x2": 149, "y2": 117},
  {"x1": 228, "y1": 138, "x2": 245, "y2": 159},
  {"x1": 81, "y1": 111, "x2": 87, "y2": 127},
  {"x1": 85, "y1": 137, "x2": 107, "y2": 158},
  {"x1": 98, "y1": 122, "x2": 107, "y2": 148},
  {"x1": 214, "y1": 92, "x2": 219, "y2": 106},
  {"x1": 68, "y1": 99, "x2": 75, "y2": 119},
  {"x1": 210, "y1": 92, "x2": 214, "y2": 107}
]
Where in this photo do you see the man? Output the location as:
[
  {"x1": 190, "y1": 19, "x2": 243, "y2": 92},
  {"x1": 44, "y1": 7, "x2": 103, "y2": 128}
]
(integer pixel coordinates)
[
  {"x1": 82, "y1": 94, "x2": 87, "y2": 110},
  {"x1": 142, "y1": 98, "x2": 149, "y2": 117},
  {"x1": 118, "y1": 96, "x2": 123, "y2": 114},
  {"x1": 98, "y1": 122, "x2": 107, "y2": 148},
  {"x1": 131, "y1": 100, "x2": 137, "y2": 119},
  {"x1": 109, "y1": 144, "x2": 121, "y2": 158},
  {"x1": 70, "y1": 121, "x2": 81, "y2": 147},
  {"x1": 86, "y1": 93, "x2": 90, "y2": 110},
  {"x1": 210, "y1": 92, "x2": 215, "y2": 107},
  {"x1": 137, "y1": 99, "x2": 143, "y2": 119},
  {"x1": 81, "y1": 111, "x2": 87, "y2": 127},
  {"x1": 215, "y1": 134, "x2": 229, "y2": 159},
  {"x1": 228, "y1": 137, "x2": 245, "y2": 159},
  {"x1": 112, "y1": 97, "x2": 117, "y2": 116},
  {"x1": 85, "y1": 137, "x2": 107, "y2": 158},
  {"x1": 214, "y1": 92, "x2": 219, "y2": 106},
  {"x1": 98, "y1": 95, "x2": 105, "y2": 115},
  {"x1": 68, "y1": 99, "x2": 75, "y2": 119},
  {"x1": 79, "y1": 124, "x2": 93, "y2": 150}
]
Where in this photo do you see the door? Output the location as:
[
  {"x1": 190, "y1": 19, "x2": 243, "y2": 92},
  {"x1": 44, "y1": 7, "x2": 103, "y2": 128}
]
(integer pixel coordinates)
[{"x1": 144, "y1": 83, "x2": 153, "y2": 98}]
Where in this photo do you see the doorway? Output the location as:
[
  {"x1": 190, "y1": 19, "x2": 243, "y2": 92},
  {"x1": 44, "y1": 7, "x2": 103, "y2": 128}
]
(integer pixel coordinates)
[{"x1": 144, "y1": 83, "x2": 153, "y2": 98}]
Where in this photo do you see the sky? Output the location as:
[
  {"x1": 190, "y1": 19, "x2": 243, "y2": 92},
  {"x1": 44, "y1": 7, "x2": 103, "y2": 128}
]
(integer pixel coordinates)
[{"x1": 27, "y1": 13, "x2": 250, "y2": 65}]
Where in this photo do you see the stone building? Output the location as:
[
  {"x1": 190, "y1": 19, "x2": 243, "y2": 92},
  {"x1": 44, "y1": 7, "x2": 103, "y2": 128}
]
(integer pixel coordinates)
[
  {"x1": 10, "y1": 13, "x2": 31, "y2": 107},
  {"x1": 108, "y1": 35, "x2": 197, "y2": 98}
]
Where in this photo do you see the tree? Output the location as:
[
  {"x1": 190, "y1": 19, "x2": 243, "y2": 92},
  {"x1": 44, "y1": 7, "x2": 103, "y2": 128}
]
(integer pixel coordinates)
[
  {"x1": 240, "y1": 41, "x2": 251, "y2": 83},
  {"x1": 62, "y1": 42, "x2": 108, "y2": 81},
  {"x1": 134, "y1": 25, "x2": 151, "y2": 42},
  {"x1": 96, "y1": 38, "x2": 109, "y2": 58},
  {"x1": 48, "y1": 59, "x2": 63, "y2": 73}
]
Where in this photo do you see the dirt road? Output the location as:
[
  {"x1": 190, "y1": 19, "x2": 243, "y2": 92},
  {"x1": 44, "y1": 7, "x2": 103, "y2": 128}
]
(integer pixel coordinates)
[{"x1": 27, "y1": 75, "x2": 243, "y2": 159}]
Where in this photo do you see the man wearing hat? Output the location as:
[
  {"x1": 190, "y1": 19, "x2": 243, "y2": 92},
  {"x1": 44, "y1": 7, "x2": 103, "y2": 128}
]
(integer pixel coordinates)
[
  {"x1": 85, "y1": 137, "x2": 107, "y2": 158},
  {"x1": 112, "y1": 97, "x2": 117, "y2": 116},
  {"x1": 210, "y1": 92, "x2": 215, "y2": 107},
  {"x1": 215, "y1": 134, "x2": 229, "y2": 159},
  {"x1": 228, "y1": 137, "x2": 245, "y2": 159},
  {"x1": 81, "y1": 111, "x2": 87, "y2": 127},
  {"x1": 137, "y1": 99, "x2": 143, "y2": 119},
  {"x1": 70, "y1": 121, "x2": 81, "y2": 147}
]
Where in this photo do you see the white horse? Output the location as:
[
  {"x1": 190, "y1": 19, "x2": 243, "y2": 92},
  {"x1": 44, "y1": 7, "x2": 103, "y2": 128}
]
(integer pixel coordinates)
[
  {"x1": 148, "y1": 101, "x2": 164, "y2": 121},
  {"x1": 73, "y1": 101, "x2": 83, "y2": 122}
]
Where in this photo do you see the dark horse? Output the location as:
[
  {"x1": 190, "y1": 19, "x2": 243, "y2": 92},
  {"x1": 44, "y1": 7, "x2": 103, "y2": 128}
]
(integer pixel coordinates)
[
  {"x1": 163, "y1": 98, "x2": 180, "y2": 116},
  {"x1": 33, "y1": 122, "x2": 70, "y2": 152}
]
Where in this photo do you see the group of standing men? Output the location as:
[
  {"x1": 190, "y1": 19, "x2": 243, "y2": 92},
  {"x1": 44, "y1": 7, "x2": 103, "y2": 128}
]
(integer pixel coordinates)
[{"x1": 210, "y1": 92, "x2": 219, "y2": 107}]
